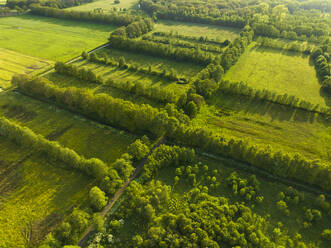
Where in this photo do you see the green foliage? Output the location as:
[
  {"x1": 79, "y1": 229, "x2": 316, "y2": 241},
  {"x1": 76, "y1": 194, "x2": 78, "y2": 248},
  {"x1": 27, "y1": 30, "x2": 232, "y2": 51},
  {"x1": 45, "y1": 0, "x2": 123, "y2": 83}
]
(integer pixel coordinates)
[
  {"x1": 30, "y1": 6, "x2": 139, "y2": 26},
  {"x1": 128, "y1": 139, "x2": 150, "y2": 161},
  {"x1": 321, "y1": 229, "x2": 331, "y2": 241},
  {"x1": 89, "y1": 186, "x2": 108, "y2": 211}
]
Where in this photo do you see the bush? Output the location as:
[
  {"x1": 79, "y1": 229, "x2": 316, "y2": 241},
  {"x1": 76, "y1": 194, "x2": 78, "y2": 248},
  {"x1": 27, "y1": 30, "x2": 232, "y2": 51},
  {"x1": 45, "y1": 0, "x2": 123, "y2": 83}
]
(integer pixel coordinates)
[{"x1": 89, "y1": 186, "x2": 108, "y2": 211}]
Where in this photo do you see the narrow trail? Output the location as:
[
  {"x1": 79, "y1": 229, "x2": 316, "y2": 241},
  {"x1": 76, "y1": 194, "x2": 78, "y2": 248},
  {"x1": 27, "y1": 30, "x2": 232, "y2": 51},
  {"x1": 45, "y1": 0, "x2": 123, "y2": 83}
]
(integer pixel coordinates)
[{"x1": 77, "y1": 136, "x2": 165, "y2": 247}]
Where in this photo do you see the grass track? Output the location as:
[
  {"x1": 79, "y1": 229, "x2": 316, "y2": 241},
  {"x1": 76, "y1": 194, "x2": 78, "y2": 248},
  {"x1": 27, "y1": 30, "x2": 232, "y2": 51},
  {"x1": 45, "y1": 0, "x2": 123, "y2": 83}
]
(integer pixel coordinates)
[
  {"x1": 0, "y1": 15, "x2": 114, "y2": 62},
  {"x1": 155, "y1": 20, "x2": 240, "y2": 41},
  {"x1": 224, "y1": 43, "x2": 329, "y2": 107}
]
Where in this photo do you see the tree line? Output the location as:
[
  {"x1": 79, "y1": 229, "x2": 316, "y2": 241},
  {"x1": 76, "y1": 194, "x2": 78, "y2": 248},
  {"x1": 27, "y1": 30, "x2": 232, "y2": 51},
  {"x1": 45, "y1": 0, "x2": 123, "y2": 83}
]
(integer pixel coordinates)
[
  {"x1": 152, "y1": 31, "x2": 230, "y2": 47},
  {"x1": 108, "y1": 34, "x2": 218, "y2": 66},
  {"x1": 167, "y1": 125, "x2": 331, "y2": 192},
  {"x1": 111, "y1": 18, "x2": 154, "y2": 38},
  {"x1": 30, "y1": 6, "x2": 139, "y2": 26},
  {"x1": 310, "y1": 46, "x2": 331, "y2": 94},
  {"x1": 12, "y1": 75, "x2": 331, "y2": 192},
  {"x1": 55, "y1": 60, "x2": 179, "y2": 104},
  {"x1": 216, "y1": 80, "x2": 331, "y2": 116},
  {"x1": 141, "y1": 34, "x2": 223, "y2": 54},
  {"x1": 6, "y1": 0, "x2": 94, "y2": 10},
  {"x1": 12, "y1": 74, "x2": 189, "y2": 137},
  {"x1": 84, "y1": 52, "x2": 182, "y2": 81},
  {"x1": 0, "y1": 116, "x2": 108, "y2": 181},
  {"x1": 220, "y1": 26, "x2": 254, "y2": 71},
  {"x1": 256, "y1": 36, "x2": 314, "y2": 54},
  {"x1": 139, "y1": 0, "x2": 247, "y2": 28}
]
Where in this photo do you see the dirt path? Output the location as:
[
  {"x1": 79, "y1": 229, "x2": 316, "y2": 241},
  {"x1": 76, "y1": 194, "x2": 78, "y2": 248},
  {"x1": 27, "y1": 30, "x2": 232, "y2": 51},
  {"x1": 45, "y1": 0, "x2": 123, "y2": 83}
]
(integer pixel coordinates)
[{"x1": 77, "y1": 136, "x2": 165, "y2": 247}]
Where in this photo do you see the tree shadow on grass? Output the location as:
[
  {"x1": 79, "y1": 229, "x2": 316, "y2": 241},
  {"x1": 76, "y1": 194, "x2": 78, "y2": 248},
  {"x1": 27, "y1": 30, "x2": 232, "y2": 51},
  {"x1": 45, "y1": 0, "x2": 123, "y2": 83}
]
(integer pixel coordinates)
[{"x1": 209, "y1": 92, "x2": 330, "y2": 126}]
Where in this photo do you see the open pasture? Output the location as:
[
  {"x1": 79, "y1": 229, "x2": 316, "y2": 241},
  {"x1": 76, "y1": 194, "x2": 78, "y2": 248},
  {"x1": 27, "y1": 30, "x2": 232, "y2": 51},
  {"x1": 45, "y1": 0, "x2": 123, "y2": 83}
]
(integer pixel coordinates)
[
  {"x1": 192, "y1": 93, "x2": 331, "y2": 164},
  {"x1": 0, "y1": 91, "x2": 137, "y2": 163},
  {"x1": 0, "y1": 137, "x2": 92, "y2": 248},
  {"x1": 224, "y1": 43, "x2": 329, "y2": 107},
  {"x1": 0, "y1": 48, "x2": 52, "y2": 89},
  {"x1": 67, "y1": 0, "x2": 138, "y2": 11},
  {"x1": 0, "y1": 15, "x2": 114, "y2": 62},
  {"x1": 154, "y1": 20, "x2": 240, "y2": 41}
]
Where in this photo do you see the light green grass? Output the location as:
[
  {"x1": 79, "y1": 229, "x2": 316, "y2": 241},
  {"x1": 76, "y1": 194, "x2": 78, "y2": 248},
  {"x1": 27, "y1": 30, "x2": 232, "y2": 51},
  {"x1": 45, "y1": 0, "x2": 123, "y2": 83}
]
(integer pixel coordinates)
[
  {"x1": 224, "y1": 43, "x2": 329, "y2": 107},
  {"x1": 0, "y1": 91, "x2": 137, "y2": 164},
  {"x1": 95, "y1": 48, "x2": 203, "y2": 77},
  {"x1": 0, "y1": 48, "x2": 53, "y2": 89},
  {"x1": 0, "y1": 137, "x2": 93, "y2": 248},
  {"x1": 0, "y1": 0, "x2": 6, "y2": 4},
  {"x1": 155, "y1": 20, "x2": 240, "y2": 41},
  {"x1": 0, "y1": 15, "x2": 114, "y2": 62},
  {"x1": 67, "y1": 0, "x2": 138, "y2": 11},
  {"x1": 192, "y1": 93, "x2": 331, "y2": 164}
]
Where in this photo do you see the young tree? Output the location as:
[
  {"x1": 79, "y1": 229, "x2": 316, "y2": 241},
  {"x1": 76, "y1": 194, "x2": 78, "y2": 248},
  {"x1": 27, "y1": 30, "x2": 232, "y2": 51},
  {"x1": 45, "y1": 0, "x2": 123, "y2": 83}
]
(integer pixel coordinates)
[{"x1": 89, "y1": 186, "x2": 108, "y2": 211}]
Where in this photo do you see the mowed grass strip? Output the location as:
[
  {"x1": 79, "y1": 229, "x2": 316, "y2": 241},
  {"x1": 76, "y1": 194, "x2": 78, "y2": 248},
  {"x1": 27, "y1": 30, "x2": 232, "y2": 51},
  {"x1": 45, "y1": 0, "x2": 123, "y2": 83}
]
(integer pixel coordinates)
[
  {"x1": 67, "y1": 0, "x2": 139, "y2": 11},
  {"x1": 155, "y1": 20, "x2": 240, "y2": 41},
  {"x1": 0, "y1": 137, "x2": 93, "y2": 248},
  {"x1": 192, "y1": 93, "x2": 331, "y2": 164},
  {"x1": 224, "y1": 43, "x2": 329, "y2": 107},
  {"x1": 0, "y1": 91, "x2": 136, "y2": 163},
  {"x1": 0, "y1": 15, "x2": 115, "y2": 62},
  {"x1": 0, "y1": 48, "x2": 53, "y2": 89}
]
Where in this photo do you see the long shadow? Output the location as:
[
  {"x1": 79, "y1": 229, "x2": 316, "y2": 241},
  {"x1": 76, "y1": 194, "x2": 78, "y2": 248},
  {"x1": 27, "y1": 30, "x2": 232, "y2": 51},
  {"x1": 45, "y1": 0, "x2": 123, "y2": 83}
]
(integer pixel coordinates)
[{"x1": 209, "y1": 92, "x2": 330, "y2": 126}]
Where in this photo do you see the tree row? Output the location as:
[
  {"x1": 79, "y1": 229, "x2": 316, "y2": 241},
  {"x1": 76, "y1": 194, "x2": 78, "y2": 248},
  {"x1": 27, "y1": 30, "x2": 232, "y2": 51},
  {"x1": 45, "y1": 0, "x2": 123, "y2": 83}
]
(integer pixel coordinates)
[{"x1": 30, "y1": 6, "x2": 139, "y2": 26}]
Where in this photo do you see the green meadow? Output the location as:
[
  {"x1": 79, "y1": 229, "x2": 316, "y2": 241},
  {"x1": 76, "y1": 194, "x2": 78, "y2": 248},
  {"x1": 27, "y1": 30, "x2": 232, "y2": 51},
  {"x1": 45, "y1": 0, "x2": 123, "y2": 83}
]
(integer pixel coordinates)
[
  {"x1": 0, "y1": 91, "x2": 136, "y2": 164},
  {"x1": 0, "y1": 15, "x2": 114, "y2": 62},
  {"x1": 67, "y1": 0, "x2": 138, "y2": 11},
  {"x1": 155, "y1": 20, "x2": 240, "y2": 41},
  {"x1": 0, "y1": 137, "x2": 93, "y2": 248},
  {"x1": 224, "y1": 43, "x2": 328, "y2": 107},
  {"x1": 0, "y1": 48, "x2": 52, "y2": 89},
  {"x1": 192, "y1": 93, "x2": 331, "y2": 164}
]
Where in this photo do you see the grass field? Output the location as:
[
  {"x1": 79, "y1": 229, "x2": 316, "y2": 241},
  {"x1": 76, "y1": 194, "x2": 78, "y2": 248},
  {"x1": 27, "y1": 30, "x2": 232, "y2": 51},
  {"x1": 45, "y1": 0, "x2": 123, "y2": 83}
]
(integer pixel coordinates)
[
  {"x1": 0, "y1": 92, "x2": 137, "y2": 164},
  {"x1": 95, "y1": 48, "x2": 203, "y2": 77},
  {"x1": 0, "y1": 48, "x2": 52, "y2": 89},
  {"x1": 154, "y1": 20, "x2": 240, "y2": 41},
  {"x1": 0, "y1": 0, "x2": 6, "y2": 4},
  {"x1": 0, "y1": 137, "x2": 93, "y2": 248},
  {"x1": 0, "y1": 15, "x2": 114, "y2": 62},
  {"x1": 67, "y1": 0, "x2": 138, "y2": 11},
  {"x1": 224, "y1": 43, "x2": 329, "y2": 107},
  {"x1": 192, "y1": 93, "x2": 331, "y2": 164}
]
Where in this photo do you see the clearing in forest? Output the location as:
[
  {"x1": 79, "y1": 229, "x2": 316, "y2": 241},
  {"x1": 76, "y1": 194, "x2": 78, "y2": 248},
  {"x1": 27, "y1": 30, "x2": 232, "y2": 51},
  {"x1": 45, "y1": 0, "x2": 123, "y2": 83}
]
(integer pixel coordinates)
[
  {"x1": 0, "y1": 137, "x2": 93, "y2": 248},
  {"x1": 0, "y1": 92, "x2": 137, "y2": 163},
  {"x1": 0, "y1": 48, "x2": 52, "y2": 89},
  {"x1": 0, "y1": 15, "x2": 115, "y2": 62},
  {"x1": 224, "y1": 43, "x2": 328, "y2": 107},
  {"x1": 67, "y1": 0, "x2": 139, "y2": 11},
  {"x1": 155, "y1": 20, "x2": 240, "y2": 41}
]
